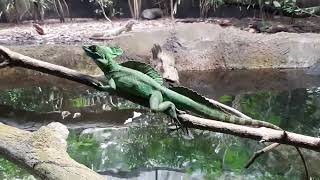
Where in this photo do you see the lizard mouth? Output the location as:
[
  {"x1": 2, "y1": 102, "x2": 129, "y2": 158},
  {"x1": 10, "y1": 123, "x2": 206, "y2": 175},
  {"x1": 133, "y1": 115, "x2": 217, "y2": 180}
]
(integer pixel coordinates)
[
  {"x1": 82, "y1": 45, "x2": 89, "y2": 49},
  {"x1": 82, "y1": 45, "x2": 91, "y2": 53},
  {"x1": 82, "y1": 45, "x2": 96, "y2": 52}
]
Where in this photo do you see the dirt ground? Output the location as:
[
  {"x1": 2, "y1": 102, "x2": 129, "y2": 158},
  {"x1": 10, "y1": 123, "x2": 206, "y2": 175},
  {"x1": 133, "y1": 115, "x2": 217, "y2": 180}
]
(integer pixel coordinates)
[
  {"x1": 0, "y1": 17, "x2": 319, "y2": 46},
  {"x1": 0, "y1": 18, "x2": 172, "y2": 45}
]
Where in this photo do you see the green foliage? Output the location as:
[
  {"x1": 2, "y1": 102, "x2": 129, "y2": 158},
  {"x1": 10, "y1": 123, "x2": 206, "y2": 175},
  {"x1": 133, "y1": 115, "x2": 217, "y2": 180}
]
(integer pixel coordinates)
[
  {"x1": 0, "y1": 157, "x2": 35, "y2": 179},
  {"x1": 87, "y1": 0, "x2": 122, "y2": 18},
  {"x1": 223, "y1": 145, "x2": 250, "y2": 171},
  {"x1": 0, "y1": 87, "x2": 51, "y2": 111},
  {"x1": 71, "y1": 97, "x2": 89, "y2": 108},
  {"x1": 219, "y1": 95, "x2": 234, "y2": 105},
  {"x1": 277, "y1": 0, "x2": 301, "y2": 16},
  {"x1": 200, "y1": 0, "x2": 225, "y2": 18},
  {"x1": 238, "y1": 88, "x2": 320, "y2": 136},
  {"x1": 89, "y1": 0, "x2": 113, "y2": 14},
  {"x1": 259, "y1": 0, "x2": 318, "y2": 17},
  {"x1": 67, "y1": 130, "x2": 103, "y2": 171}
]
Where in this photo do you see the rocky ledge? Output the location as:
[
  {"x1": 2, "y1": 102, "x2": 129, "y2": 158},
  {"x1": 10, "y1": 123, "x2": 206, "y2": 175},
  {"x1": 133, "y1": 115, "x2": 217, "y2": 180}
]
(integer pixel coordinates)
[{"x1": 3, "y1": 21, "x2": 320, "y2": 70}]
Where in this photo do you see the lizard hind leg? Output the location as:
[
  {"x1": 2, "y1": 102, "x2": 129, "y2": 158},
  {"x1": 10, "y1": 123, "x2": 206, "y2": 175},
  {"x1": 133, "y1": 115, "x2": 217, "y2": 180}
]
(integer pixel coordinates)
[{"x1": 149, "y1": 91, "x2": 186, "y2": 133}]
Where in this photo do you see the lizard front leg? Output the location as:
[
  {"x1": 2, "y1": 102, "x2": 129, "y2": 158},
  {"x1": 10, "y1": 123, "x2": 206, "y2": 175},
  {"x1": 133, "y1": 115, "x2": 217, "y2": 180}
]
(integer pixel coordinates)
[
  {"x1": 96, "y1": 78, "x2": 118, "y2": 107},
  {"x1": 149, "y1": 91, "x2": 185, "y2": 131},
  {"x1": 96, "y1": 78, "x2": 116, "y2": 92}
]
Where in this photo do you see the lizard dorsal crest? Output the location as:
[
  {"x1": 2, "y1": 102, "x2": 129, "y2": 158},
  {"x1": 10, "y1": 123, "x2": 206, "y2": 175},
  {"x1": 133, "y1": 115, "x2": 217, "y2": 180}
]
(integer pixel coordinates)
[
  {"x1": 120, "y1": 61, "x2": 164, "y2": 85},
  {"x1": 169, "y1": 86, "x2": 218, "y2": 109}
]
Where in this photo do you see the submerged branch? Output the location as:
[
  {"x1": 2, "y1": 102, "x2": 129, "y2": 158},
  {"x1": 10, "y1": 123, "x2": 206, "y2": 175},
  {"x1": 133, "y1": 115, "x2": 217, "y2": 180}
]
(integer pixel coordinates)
[{"x1": 0, "y1": 46, "x2": 319, "y2": 152}]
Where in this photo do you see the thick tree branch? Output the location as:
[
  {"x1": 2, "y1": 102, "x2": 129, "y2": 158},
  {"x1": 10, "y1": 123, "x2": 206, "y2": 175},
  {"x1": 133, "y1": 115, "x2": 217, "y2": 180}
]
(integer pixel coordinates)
[
  {"x1": 179, "y1": 114, "x2": 320, "y2": 152},
  {"x1": 0, "y1": 46, "x2": 319, "y2": 152},
  {"x1": 0, "y1": 46, "x2": 101, "y2": 89},
  {"x1": 0, "y1": 122, "x2": 104, "y2": 180}
]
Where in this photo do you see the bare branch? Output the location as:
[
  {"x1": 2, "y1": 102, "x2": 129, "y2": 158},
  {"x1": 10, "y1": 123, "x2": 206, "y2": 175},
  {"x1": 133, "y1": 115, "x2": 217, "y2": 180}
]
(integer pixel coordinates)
[
  {"x1": 245, "y1": 143, "x2": 281, "y2": 168},
  {"x1": 179, "y1": 114, "x2": 320, "y2": 152}
]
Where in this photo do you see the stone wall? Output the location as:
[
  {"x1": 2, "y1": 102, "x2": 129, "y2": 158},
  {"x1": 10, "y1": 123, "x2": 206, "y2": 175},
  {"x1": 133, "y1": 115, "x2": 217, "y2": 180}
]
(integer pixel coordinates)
[{"x1": 8, "y1": 23, "x2": 320, "y2": 71}]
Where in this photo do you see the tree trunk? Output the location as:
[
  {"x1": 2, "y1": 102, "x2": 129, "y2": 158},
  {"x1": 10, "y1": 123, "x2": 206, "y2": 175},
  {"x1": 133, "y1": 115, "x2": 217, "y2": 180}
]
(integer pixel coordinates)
[
  {"x1": 54, "y1": 0, "x2": 65, "y2": 23},
  {"x1": 170, "y1": 0, "x2": 174, "y2": 20},
  {"x1": 128, "y1": 0, "x2": 134, "y2": 18},
  {"x1": 33, "y1": 1, "x2": 44, "y2": 22},
  {"x1": 97, "y1": 0, "x2": 112, "y2": 22}
]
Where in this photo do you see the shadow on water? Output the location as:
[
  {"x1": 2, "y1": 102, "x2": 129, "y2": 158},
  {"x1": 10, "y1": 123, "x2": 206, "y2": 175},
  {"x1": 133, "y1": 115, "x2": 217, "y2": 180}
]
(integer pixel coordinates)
[{"x1": 0, "y1": 69, "x2": 320, "y2": 179}]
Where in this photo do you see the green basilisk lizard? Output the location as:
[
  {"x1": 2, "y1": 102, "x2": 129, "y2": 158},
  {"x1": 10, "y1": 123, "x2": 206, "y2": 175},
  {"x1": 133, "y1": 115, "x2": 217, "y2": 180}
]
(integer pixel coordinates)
[{"x1": 83, "y1": 44, "x2": 281, "y2": 130}]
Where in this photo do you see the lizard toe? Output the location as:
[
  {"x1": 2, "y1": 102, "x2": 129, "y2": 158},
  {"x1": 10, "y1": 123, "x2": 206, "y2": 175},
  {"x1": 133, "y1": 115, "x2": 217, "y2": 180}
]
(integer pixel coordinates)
[{"x1": 176, "y1": 109, "x2": 186, "y2": 115}]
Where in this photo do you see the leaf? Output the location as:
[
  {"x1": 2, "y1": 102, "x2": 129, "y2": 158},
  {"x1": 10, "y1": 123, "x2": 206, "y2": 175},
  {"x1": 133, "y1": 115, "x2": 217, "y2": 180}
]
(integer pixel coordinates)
[
  {"x1": 269, "y1": 115, "x2": 281, "y2": 126},
  {"x1": 273, "y1": 1, "x2": 281, "y2": 8},
  {"x1": 219, "y1": 95, "x2": 233, "y2": 104},
  {"x1": 223, "y1": 146, "x2": 249, "y2": 171}
]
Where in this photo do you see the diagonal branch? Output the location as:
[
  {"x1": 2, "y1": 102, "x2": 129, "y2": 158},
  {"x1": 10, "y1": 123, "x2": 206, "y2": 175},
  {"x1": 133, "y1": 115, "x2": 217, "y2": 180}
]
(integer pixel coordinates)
[
  {"x1": 180, "y1": 114, "x2": 320, "y2": 152},
  {"x1": 0, "y1": 46, "x2": 101, "y2": 89}
]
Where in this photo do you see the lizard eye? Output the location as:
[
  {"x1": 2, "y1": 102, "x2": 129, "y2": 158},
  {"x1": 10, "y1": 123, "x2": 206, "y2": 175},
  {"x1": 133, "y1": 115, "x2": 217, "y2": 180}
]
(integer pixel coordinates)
[{"x1": 89, "y1": 45, "x2": 97, "y2": 52}]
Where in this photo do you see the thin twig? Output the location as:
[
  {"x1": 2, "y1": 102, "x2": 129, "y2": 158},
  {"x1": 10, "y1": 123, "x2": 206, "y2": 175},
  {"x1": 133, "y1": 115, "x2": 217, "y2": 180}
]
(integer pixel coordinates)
[
  {"x1": 97, "y1": 0, "x2": 112, "y2": 23},
  {"x1": 0, "y1": 61, "x2": 9, "y2": 68},
  {"x1": 245, "y1": 143, "x2": 280, "y2": 168},
  {"x1": 206, "y1": 98, "x2": 251, "y2": 119},
  {"x1": 218, "y1": 96, "x2": 309, "y2": 178},
  {"x1": 295, "y1": 146, "x2": 309, "y2": 179}
]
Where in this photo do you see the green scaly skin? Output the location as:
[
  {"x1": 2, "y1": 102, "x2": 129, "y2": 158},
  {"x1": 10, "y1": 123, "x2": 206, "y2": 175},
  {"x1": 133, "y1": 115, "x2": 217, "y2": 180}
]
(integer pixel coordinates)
[{"x1": 83, "y1": 45, "x2": 281, "y2": 130}]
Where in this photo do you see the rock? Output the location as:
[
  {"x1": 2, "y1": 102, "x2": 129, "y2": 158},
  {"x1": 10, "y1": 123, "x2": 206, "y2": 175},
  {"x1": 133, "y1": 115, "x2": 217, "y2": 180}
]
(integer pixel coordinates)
[
  {"x1": 248, "y1": 28, "x2": 257, "y2": 33},
  {"x1": 61, "y1": 111, "x2": 71, "y2": 119},
  {"x1": 73, "y1": 112, "x2": 81, "y2": 119},
  {"x1": 46, "y1": 122, "x2": 69, "y2": 147},
  {"x1": 151, "y1": 44, "x2": 180, "y2": 85},
  {"x1": 141, "y1": 8, "x2": 163, "y2": 20},
  {"x1": 33, "y1": 23, "x2": 45, "y2": 35}
]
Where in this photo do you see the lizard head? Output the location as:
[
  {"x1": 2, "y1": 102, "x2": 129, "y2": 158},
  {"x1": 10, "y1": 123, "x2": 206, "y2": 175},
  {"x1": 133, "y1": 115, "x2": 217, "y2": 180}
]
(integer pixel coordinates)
[{"x1": 83, "y1": 45, "x2": 123, "y2": 70}]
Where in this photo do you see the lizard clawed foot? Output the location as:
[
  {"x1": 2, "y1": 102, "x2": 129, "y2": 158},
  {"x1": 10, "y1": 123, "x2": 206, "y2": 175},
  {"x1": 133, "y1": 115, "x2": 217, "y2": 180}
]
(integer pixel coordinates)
[
  {"x1": 168, "y1": 122, "x2": 189, "y2": 135},
  {"x1": 94, "y1": 82, "x2": 108, "y2": 91},
  {"x1": 108, "y1": 96, "x2": 118, "y2": 107},
  {"x1": 259, "y1": 139, "x2": 267, "y2": 143},
  {"x1": 176, "y1": 109, "x2": 186, "y2": 115},
  {"x1": 172, "y1": 116, "x2": 189, "y2": 135}
]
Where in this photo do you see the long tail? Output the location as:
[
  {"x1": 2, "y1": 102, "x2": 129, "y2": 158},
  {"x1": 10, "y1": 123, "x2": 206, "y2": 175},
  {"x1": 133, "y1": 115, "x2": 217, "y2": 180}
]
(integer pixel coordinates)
[
  {"x1": 166, "y1": 86, "x2": 281, "y2": 130},
  {"x1": 215, "y1": 112, "x2": 282, "y2": 130}
]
